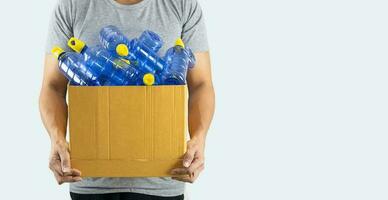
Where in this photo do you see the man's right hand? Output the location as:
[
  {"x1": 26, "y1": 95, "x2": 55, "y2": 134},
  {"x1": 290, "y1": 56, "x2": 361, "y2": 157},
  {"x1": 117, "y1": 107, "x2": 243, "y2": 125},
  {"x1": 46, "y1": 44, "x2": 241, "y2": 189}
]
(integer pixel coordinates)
[{"x1": 49, "y1": 139, "x2": 82, "y2": 184}]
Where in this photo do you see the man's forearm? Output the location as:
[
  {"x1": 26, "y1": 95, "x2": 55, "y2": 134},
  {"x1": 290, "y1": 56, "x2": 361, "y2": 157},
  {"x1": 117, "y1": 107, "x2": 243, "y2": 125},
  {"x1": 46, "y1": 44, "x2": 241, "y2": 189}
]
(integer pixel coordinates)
[
  {"x1": 39, "y1": 86, "x2": 68, "y2": 142},
  {"x1": 188, "y1": 82, "x2": 215, "y2": 140}
]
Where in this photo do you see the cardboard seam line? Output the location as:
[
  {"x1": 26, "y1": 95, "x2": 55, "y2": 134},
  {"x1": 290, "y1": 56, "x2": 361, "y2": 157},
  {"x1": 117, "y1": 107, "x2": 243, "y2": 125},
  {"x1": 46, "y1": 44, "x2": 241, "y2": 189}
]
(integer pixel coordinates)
[
  {"x1": 150, "y1": 86, "x2": 154, "y2": 161},
  {"x1": 150, "y1": 86, "x2": 153, "y2": 161},
  {"x1": 107, "y1": 87, "x2": 110, "y2": 160},
  {"x1": 95, "y1": 88, "x2": 100, "y2": 160},
  {"x1": 172, "y1": 87, "x2": 176, "y2": 158},
  {"x1": 94, "y1": 87, "x2": 111, "y2": 161},
  {"x1": 143, "y1": 87, "x2": 147, "y2": 161},
  {"x1": 177, "y1": 87, "x2": 180, "y2": 157},
  {"x1": 94, "y1": 88, "x2": 98, "y2": 160}
]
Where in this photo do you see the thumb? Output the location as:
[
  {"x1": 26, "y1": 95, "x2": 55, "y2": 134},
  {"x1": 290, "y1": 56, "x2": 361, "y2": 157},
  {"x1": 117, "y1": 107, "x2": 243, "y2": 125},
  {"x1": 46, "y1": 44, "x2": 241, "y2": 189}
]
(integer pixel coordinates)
[
  {"x1": 58, "y1": 146, "x2": 71, "y2": 173},
  {"x1": 183, "y1": 148, "x2": 195, "y2": 168}
]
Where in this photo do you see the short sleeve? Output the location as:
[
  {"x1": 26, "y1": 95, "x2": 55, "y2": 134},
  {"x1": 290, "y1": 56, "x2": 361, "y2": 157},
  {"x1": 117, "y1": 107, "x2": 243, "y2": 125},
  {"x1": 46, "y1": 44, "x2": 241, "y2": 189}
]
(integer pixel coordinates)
[
  {"x1": 181, "y1": 0, "x2": 209, "y2": 53},
  {"x1": 45, "y1": 0, "x2": 74, "y2": 54}
]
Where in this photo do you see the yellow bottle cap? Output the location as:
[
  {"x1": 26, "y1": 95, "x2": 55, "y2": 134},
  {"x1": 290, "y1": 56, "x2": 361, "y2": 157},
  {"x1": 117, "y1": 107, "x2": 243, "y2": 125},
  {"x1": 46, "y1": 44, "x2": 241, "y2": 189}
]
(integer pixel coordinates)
[
  {"x1": 67, "y1": 37, "x2": 86, "y2": 53},
  {"x1": 175, "y1": 38, "x2": 185, "y2": 48},
  {"x1": 51, "y1": 46, "x2": 65, "y2": 59},
  {"x1": 116, "y1": 44, "x2": 129, "y2": 57},
  {"x1": 143, "y1": 73, "x2": 155, "y2": 86}
]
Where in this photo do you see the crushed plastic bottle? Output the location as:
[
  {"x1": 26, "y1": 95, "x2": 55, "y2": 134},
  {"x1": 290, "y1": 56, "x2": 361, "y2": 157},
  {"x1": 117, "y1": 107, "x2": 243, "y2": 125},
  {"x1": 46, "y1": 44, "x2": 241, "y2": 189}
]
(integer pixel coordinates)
[
  {"x1": 162, "y1": 39, "x2": 196, "y2": 85},
  {"x1": 67, "y1": 37, "x2": 139, "y2": 86},
  {"x1": 99, "y1": 25, "x2": 167, "y2": 74},
  {"x1": 51, "y1": 46, "x2": 102, "y2": 86}
]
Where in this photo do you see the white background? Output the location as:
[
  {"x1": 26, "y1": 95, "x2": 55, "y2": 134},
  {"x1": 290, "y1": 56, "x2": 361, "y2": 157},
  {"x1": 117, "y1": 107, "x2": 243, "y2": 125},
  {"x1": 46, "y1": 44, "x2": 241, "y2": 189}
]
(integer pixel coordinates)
[{"x1": 0, "y1": 0, "x2": 387, "y2": 199}]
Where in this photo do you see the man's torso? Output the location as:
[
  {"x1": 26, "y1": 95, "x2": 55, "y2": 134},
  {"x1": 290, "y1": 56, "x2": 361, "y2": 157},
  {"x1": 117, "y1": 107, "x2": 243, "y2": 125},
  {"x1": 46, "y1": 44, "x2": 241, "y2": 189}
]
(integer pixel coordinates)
[{"x1": 66, "y1": 0, "x2": 187, "y2": 196}]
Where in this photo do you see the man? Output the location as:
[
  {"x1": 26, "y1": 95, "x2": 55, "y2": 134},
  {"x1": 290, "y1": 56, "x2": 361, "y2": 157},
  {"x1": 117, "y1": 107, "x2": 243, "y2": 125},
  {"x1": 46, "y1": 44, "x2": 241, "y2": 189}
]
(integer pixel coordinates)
[{"x1": 39, "y1": 0, "x2": 215, "y2": 199}]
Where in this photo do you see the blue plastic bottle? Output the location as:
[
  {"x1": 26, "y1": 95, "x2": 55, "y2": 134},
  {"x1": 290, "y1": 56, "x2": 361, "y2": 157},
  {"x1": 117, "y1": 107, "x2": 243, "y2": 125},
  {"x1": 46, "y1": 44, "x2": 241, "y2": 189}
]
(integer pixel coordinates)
[
  {"x1": 99, "y1": 25, "x2": 167, "y2": 74},
  {"x1": 162, "y1": 39, "x2": 196, "y2": 85},
  {"x1": 51, "y1": 46, "x2": 102, "y2": 86},
  {"x1": 138, "y1": 30, "x2": 164, "y2": 53},
  {"x1": 67, "y1": 37, "x2": 139, "y2": 86}
]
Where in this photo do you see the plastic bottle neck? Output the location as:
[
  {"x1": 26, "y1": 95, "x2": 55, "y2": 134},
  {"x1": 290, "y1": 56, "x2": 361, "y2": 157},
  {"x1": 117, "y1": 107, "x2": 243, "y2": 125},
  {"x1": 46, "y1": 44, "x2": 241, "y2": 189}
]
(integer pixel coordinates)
[
  {"x1": 57, "y1": 52, "x2": 66, "y2": 60},
  {"x1": 80, "y1": 46, "x2": 89, "y2": 54}
]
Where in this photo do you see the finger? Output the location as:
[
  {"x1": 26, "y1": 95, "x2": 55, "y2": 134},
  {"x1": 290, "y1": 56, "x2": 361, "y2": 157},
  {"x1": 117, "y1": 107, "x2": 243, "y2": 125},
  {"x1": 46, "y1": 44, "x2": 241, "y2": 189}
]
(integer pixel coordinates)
[
  {"x1": 189, "y1": 164, "x2": 204, "y2": 179},
  {"x1": 63, "y1": 168, "x2": 82, "y2": 177},
  {"x1": 170, "y1": 163, "x2": 204, "y2": 177},
  {"x1": 70, "y1": 168, "x2": 82, "y2": 177},
  {"x1": 170, "y1": 168, "x2": 189, "y2": 176},
  {"x1": 171, "y1": 173, "x2": 190, "y2": 182},
  {"x1": 49, "y1": 159, "x2": 81, "y2": 177},
  {"x1": 53, "y1": 171, "x2": 64, "y2": 185},
  {"x1": 187, "y1": 158, "x2": 204, "y2": 175},
  {"x1": 183, "y1": 148, "x2": 195, "y2": 167},
  {"x1": 49, "y1": 158, "x2": 64, "y2": 176},
  {"x1": 58, "y1": 147, "x2": 71, "y2": 173},
  {"x1": 62, "y1": 175, "x2": 83, "y2": 183},
  {"x1": 53, "y1": 171, "x2": 82, "y2": 185},
  {"x1": 172, "y1": 164, "x2": 205, "y2": 183}
]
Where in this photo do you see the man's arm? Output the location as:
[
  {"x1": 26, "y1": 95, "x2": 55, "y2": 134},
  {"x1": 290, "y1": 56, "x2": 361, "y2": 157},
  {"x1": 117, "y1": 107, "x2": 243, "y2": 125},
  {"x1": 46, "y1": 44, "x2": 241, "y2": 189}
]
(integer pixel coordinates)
[
  {"x1": 39, "y1": 55, "x2": 82, "y2": 184},
  {"x1": 171, "y1": 52, "x2": 215, "y2": 183}
]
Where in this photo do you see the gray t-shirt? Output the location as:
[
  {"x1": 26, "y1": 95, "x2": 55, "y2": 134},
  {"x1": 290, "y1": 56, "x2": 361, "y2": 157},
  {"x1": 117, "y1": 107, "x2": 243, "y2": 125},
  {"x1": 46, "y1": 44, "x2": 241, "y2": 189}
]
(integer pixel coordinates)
[{"x1": 46, "y1": 0, "x2": 208, "y2": 196}]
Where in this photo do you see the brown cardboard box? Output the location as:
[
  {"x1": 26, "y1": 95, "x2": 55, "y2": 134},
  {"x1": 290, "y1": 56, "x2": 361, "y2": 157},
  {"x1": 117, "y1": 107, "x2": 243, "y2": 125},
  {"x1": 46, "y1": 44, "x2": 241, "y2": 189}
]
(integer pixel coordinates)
[{"x1": 68, "y1": 85, "x2": 187, "y2": 177}]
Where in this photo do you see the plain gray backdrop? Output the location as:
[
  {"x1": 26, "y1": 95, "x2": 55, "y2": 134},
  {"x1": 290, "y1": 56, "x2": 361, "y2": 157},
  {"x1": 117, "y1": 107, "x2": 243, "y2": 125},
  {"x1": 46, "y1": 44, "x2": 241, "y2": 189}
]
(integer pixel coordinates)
[{"x1": 0, "y1": 0, "x2": 387, "y2": 199}]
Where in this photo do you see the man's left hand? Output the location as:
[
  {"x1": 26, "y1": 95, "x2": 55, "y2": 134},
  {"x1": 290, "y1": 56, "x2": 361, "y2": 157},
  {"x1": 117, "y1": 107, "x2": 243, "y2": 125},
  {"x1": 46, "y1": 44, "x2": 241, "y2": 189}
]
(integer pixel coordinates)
[{"x1": 170, "y1": 136, "x2": 205, "y2": 183}]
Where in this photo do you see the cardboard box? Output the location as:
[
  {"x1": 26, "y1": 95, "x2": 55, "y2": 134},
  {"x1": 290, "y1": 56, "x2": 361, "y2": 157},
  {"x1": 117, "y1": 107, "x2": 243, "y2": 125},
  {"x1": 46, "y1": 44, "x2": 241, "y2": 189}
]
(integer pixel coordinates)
[{"x1": 68, "y1": 85, "x2": 188, "y2": 177}]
